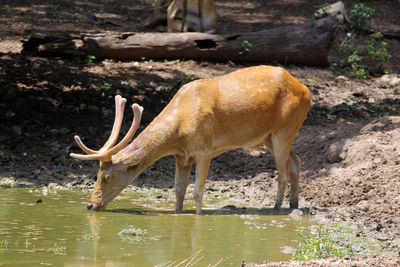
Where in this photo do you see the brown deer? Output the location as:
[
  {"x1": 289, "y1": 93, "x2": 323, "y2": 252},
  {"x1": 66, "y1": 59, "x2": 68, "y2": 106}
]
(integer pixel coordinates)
[
  {"x1": 70, "y1": 65, "x2": 312, "y2": 214},
  {"x1": 144, "y1": 0, "x2": 217, "y2": 33}
]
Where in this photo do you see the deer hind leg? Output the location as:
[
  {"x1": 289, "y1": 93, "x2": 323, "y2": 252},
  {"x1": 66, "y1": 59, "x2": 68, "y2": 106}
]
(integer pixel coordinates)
[
  {"x1": 181, "y1": 0, "x2": 188, "y2": 32},
  {"x1": 288, "y1": 150, "x2": 301, "y2": 209},
  {"x1": 198, "y1": 0, "x2": 204, "y2": 32},
  {"x1": 264, "y1": 133, "x2": 294, "y2": 210},
  {"x1": 193, "y1": 154, "x2": 211, "y2": 215},
  {"x1": 175, "y1": 156, "x2": 193, "y2": 212}
]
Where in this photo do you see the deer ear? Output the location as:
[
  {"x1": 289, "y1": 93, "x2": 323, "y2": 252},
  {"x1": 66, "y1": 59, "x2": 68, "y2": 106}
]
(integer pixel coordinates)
[{"x1": 112, "y1": 146, "x2": 146, "y2": 167}]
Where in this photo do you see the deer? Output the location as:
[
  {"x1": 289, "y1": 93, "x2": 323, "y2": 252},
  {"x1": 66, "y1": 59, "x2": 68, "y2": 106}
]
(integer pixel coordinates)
[
  {"x1": 144, "y1": 0, "x2": 217, "y2": 33},
  {"x1": 70, "y1": 65, "x2": 312, "y2": 215}
]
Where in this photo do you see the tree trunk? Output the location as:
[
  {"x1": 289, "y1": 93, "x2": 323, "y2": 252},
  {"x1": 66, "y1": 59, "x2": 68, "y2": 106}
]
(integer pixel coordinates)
[{"x1": 81, "y1": 17, "x2": 337, "y2": 66}]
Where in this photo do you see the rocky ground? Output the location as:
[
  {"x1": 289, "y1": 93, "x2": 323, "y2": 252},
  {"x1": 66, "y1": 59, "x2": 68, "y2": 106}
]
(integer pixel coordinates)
[{"x1": 1, "y1": 0, "x2": 400, "y2": 265}]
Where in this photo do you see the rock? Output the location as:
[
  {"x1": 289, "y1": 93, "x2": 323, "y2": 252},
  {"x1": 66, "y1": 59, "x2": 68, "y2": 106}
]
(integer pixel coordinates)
[
  {"x1": 314, "y1": 1, "x2": 350, "y2": 23},
  {"x1": 289, "y1": 209, "x2": 303, "y2": 220},
  {"x1": 335, "y1": 75, "x2": 349, "y2": 82},
  {"x1": 326, "y1": 140, "x2": 345, "y2": 163},
  {"x1": 280, "y1": 246, "x2": 295, "y2": 254},
  {"x1": 356, "y1": 200, "x2": 372, "y2": 212},
  {"x1": 389, "y1": 76, "x2": 400, "y2": 87},
  {"x1": 378, "y1": 74, "x2": 400, "y2": 88},
  {"x1": 149, "y1": 81, "x2": 158, "y2": 88}
]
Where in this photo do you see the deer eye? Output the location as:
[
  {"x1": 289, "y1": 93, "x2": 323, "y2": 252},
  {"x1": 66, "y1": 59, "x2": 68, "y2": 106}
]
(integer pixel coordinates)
[{"x1": 103, "y1": 175, "x2": 111, "y2": 182}]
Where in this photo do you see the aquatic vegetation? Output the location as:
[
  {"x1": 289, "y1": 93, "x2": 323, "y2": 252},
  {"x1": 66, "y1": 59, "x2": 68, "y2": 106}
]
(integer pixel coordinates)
[
  {"x1": 47, "y1": 243, "x2": 67, "y2": 255},
  {"x1": 77, "y1": 233, "x2": 100, "y2": 241},
  {"x1": 118, "y1": 225, "x2": 148, "y2": 241},
  {"x1": 0, "y1": 239, "x2": 9, "y2": 250}
]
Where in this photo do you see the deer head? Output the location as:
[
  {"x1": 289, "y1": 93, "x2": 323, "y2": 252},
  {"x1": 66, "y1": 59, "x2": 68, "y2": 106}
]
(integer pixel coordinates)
[{"x1": 70, "y1": 95, "x2": 144, "y2": 211}]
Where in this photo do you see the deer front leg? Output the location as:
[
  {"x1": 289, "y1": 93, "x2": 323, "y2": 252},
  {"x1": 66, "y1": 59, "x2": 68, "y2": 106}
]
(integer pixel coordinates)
[
  {"x1": 174, "y1": 156, "x2": 193, "y2": 212},
  {"x1": 193, "y1": 154, "x2": 211, "y2": 215},
  {"x1": 167, "y1": 0, "x2": 180, "y2": 32}
]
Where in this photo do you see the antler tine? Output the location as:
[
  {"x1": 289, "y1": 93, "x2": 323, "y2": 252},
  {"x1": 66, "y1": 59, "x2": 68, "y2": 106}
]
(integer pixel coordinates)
[
  {"x1": 70, "y1": 95, "x2": 128, "y2": 162},
  {"x1": 108, "y1": 103, "x2": 144, "y2": 155},
  {"x1": 70, "y1": 152, "x2": 106, "y2": 161},
  {"x1": 99, "y1": 95, "x2": 127, "y2": 152},
  {"x1": 73, "y1": 135, "x2": 98, "y2": 154}
]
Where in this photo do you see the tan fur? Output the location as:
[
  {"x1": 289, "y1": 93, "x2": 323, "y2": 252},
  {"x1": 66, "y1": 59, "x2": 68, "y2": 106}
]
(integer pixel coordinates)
[
  {"x1": 144, "y1": 0, "x2": 217, "y2": 33},
  {"x1": 71, "y1": 66, "x2": 312, "y2": 214}
]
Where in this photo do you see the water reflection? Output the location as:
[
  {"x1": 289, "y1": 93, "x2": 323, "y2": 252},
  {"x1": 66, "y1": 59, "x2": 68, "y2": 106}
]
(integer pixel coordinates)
[{"x1": 0, "y1": 188, "x2": 308, "y2": 266}]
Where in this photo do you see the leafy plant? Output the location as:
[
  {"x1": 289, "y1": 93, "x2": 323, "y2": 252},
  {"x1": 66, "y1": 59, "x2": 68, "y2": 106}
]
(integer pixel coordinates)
[
  {"x1": 118, "y1": 225, "x2": 148, "y2": 241},
  {"x1": 103, "y1": 82, "x2": 112, "y2": 90},
  {"x1": 349, "y1": 3, "x2": 375, "y2": 31},
  {"x1": 292, "y1": 224, "x2": 367, "y2": 261},
  {"x1": 86, "y1": 55, "x2": 96, "y2": 63},
  {"x1": 336, "y1": 30, "x2": 390, "y2": 77},
  {"x1": 239, "y1": 40, "x2": 252, "y2": 55},
  {"x1": 78, "y1": 233, "x2": 100, "y2": 241},
  {"x1": 315, "y1": 3, "x2": 331, "y2": 18},
  {"x1": 47, "y1": 243, "x2": 67, "y2": 255},
  {"x1": 367, "y1": 32, "x2": 389, "y2": 72},
  {"x1": 181, "y1": 74, "x2": 196, "y2": 84},
  {"x1": 355, "y1": 68, "x2": 367, "y2": 79},
  {"x1": 0, "y1": 239, "x2": 9, "y2": 249},
  {"x1": 74, "y1": 5, "x2": 84, "y2": 13}
]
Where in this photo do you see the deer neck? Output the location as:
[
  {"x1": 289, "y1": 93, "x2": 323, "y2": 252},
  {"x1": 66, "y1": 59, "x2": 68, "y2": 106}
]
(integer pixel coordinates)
[{"x1": 119, "y1": 112, "x2": 181, "y2": 171}]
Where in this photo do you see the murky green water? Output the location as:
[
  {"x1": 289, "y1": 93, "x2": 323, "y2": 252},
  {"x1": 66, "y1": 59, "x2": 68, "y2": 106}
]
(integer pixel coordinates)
[{"x1": 0, "y1": 188, "x2": 309, "y2": 266}]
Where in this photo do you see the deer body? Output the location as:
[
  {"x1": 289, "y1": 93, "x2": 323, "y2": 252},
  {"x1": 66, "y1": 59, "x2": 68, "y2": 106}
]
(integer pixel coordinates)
[
  {"x1": 71, "y1": 66, "x2": 311, "y2": 214},
  {"x1": 144, "y1": 0, "x2": 217, "y2": 33}
]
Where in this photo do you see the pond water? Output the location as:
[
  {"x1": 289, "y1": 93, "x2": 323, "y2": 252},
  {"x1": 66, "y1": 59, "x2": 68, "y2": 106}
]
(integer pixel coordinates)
[{"x1": 0, "y1": 188, "x2": 309, "y2": 266}]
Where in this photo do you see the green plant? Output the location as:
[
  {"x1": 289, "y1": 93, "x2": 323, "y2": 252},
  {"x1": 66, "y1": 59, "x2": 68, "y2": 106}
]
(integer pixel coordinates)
[
  {"x1": 315, "y1": 3, "x2": 331, "y2": 18},
  {"x1": 367, "y1": 32, "x2": 389, "y2": 71},
  {"x1": 74, "y1": 5, "x2": 84, "y2": 13},
  {"x1": 292, "y1": 225, "x2": 363, "y2": 261},
  {"x1": 347, "y1": 50, "x2": 363, "y2": 68},
  {"x1": 78, "y1": 233, "x2": 100, "y2": 241},
  {"x1": 343, "y1": 95, "x2": 357, "y2": 104},
  {"x1": 181, "y1": 74, "x2": 196, "y2": 84},
  {"x1": 239, "y1": 40, "x2": 252, "y2": 55},
  {"x1": 336, "y1": 30, "x2": 390, "y2": 77},
  {"x1": 0, "y1": 239, "x2": 9, "y2": 249},
  {"x1": 118, "y1": 225, "x2": 147, "y2": 241},
  {"x1": 47, "y1": 243, "x2": 67, "y2": 255},
  {"x1": 355, "y1": 68, "x2": 367, "y2": 79},
  {"x1": 86, "y1": 55, "x2": 96, "y2": 63},
  {"x1": 349, "y1": 3, "x2": 375, "y2": 31},
  {"x1": 103, "y1": 82, "x2": 112, "y2": 90},
  {"x1": 72, "y1": 50, "x2": 85, "y2": 59}
]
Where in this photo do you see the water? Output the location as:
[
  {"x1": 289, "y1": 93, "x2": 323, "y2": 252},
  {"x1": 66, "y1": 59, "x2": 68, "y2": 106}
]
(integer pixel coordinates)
[{"x1": 0, "y1": 188, "x2": 309, "y2": 266}]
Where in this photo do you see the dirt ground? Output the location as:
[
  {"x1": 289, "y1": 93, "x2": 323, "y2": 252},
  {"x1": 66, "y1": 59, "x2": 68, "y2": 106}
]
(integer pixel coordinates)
[{"x1": 1, "y1": 0, "x2": 400, "y2": 266}]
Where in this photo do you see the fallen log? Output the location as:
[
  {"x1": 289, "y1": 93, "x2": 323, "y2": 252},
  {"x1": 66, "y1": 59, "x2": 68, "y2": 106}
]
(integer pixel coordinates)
[
  {"x1": 81, "y1": 17, "x2": 337, "y2": 66},
  {"x1": 23, "y1": 17, "x2": 338, "y2": 67}
]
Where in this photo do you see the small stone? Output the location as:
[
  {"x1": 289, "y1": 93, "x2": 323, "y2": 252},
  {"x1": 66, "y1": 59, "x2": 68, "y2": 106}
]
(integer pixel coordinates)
[
  {"x1": 356, "y1": 200, "x2": 371, "y2": 212},
  {"x1": 335, "y1": 75, "x2": 349, "y2": 82},
  {"x1": 289, "y1": 209, "x2": 303, "y2": 220}
]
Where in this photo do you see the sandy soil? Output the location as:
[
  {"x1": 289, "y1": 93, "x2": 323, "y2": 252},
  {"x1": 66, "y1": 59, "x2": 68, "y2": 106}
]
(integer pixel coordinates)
[{"x1": 1, "y1": 0, "x2": 400, "y2": 265}]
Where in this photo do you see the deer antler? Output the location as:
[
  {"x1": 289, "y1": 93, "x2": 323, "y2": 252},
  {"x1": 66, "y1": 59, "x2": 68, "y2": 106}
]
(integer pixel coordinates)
[{"x1": 70, "y1": 95, "x2": 143, "y2": 162}]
